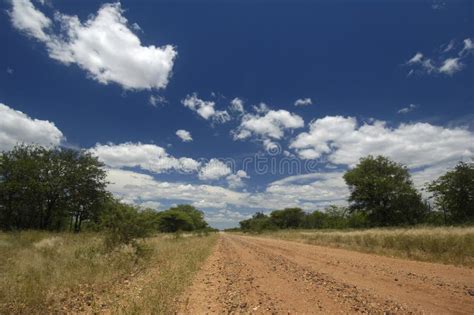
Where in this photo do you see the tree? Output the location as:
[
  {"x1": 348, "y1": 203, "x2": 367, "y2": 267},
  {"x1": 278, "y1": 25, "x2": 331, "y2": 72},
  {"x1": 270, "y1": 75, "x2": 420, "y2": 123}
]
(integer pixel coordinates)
[
  {"x1": 0, "y1": 145, "x2": 108, "y2": 231},
  {"x1": 100, "y1": 200, "x2": 154, "y2": 248},
  {"x1": 239, "y1": 212, "x2": 277, "y2": 233},
  {"x1": 270, "y1": 208, "x2": 305, "y2": 229},
  {"x1": 427, "y1": 161, "x2": 474, "y2": 224},
  {"x1": 158, "y1": 210, "x2": 194, "y2": 232},
  {"x1": 343, "y1": 155, "x2": 427, "y2": 226},
  {"x1": 167, "y1": 204, "x2": 208, "y2": 230}
]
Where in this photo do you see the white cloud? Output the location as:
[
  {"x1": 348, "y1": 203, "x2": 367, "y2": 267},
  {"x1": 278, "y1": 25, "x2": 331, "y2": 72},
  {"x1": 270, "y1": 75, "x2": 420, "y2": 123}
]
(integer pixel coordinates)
[
  {"x1": 0, "y1": 103, "x2": 64, "y2": 151},
  {"x1": 182, "y1": 93, "x2": 231, "y2": 123},
  {"x1": 198, "y1": 159, "x2": 232, "y2": 180},
  {"x1": 407, "y1": 52, "x2": 424, "y2": 64},
  {"x1": 230, "y1": 98, "x2": 244, "y2": 113},
  {"x1": 106, "y1": 168, "x2": 352, "y2": 224},
  {"x1": 460, "y1": 38, "x2": 474, "y2": 56},
  {"x1": 10, "y1": 0, "x2": 177, "y2": 90},
  {"x1": 265, "y1": 171, "x2": 349, "y2": 206},
  {"x1": 139, "y1": 201, "x2": 161, "y2": 210},
  {"x1": 106, "y1": 168, "x2": 247, "y2": 211},
  {"x1": 205, "y1": 209, "x2": 251, "y2": 224},
  {"x1": 182, "y1": 93, "x2": 215, "y2": 119},
  {"x1": 89, "y1": 142, "x2": 200, "y2": 173},
  {"x1": 176, "y1": 129, "x2": 193, "y2": 142},
  {"x1": 398, "y1": 103, "x2": 417, "y2": 114},
  {"x1": 438, "y1": 58, "x2": 463, "y2": 75},
  {"x1": 213, "y1": 110, "x2": 231, "y2": 123},
  {"x1": 9, "y1": 0, "x2": 51, "y2": 41},
  {"x1": 252, "y1": 103, "x2": 270, "y2": 114},
  {"x1": 149, "y1": 95, "x2": 167, "y2": 106},
  {"x1": 406, "y1": 38, "x2": 473, "y2": 76},
  {"x1": 294, "y1": 98, "x2": 312, "y2": 106},
  {"x1": 291, "y1": 116, "x2": 474, "y2": 171},
  {"x1": 226, "y1": 170, "x2": 249, "y2": 189},
  {"x1": 233, "y1": 109, "x2": 304, "y2": 141}
]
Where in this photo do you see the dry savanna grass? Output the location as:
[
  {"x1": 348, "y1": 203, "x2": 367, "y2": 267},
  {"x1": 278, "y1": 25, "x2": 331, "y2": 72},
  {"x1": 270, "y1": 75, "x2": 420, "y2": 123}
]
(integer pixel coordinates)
[
  {"x1": 261, "y1": 227, "x2": 474, "y2": 267},
  {"x1": 0, "y1": 231, "x2": 218, "y2": 314}
]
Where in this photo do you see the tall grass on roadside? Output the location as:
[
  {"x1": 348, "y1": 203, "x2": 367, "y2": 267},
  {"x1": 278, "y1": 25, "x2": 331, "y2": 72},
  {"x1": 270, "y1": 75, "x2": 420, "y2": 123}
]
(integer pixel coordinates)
[
  {"x1": 120, "y1": 233, "x2": 218, "y2": 314},
  {"x1": 262, "y1": 227, "x2": 474, "y2": 267},
  {"x1": 0, "y1": 231, "x2": 218, "y2": 314}
]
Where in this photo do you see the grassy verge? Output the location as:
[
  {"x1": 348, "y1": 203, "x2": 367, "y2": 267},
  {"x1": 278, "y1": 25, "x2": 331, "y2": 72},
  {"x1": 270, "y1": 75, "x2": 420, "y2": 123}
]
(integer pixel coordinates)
[
  {"x1": 257, "y1": 227, "x2": 474, "y2": 267},
  {"x1": 0, "y1": 231, "x2": 218, "y2": 314}
]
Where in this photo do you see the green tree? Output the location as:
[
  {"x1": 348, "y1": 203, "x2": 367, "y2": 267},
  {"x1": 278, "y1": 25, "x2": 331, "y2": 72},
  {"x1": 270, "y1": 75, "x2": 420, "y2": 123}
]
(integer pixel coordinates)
[
  {"x1": 270, "y1": 208, "x2": 305, "y2": 229},
  {"x1": 100, "y1": 200, "x2": 154, "y2": 248},
  {"x1": 239, "y1": 212, "x2": 277, "y2": 233},
  {"x1": 0, "y1": 145, "x2": 108, "y2": 231},
  {"x1": 427, "y1": 161, "x2": 474, "y2": 224},
  {"x1": 158, "y1": 209, "x2": 194, "y2": 232},
  {"x1": 343, "y1": 155, "x2": 427, "y2": 226},
  {"x1": 167, "y1": 204, "x2": 208, "y2": 230}
]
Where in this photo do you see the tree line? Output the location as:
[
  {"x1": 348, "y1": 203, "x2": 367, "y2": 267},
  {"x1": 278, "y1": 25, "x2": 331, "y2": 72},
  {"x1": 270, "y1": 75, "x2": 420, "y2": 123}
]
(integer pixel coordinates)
[
  {"x1": 0, "y1": 145, "x2": 214, "y2": 238},
  {"x1": 239, "y1": 155, "x2": 474, "y2": 232}
]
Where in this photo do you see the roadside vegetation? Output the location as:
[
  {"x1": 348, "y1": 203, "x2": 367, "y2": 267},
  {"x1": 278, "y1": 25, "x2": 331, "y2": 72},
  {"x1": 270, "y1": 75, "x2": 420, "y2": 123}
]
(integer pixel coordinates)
[
  {"x1": 0, "y1": 231, "x2": 217, "y2": 314},
  {"x1": 235, "y1": 156, "x2": 474, "y2": 266},
  {"x1": 260, "y1": 227, "x2": 474, "y2": 267},
  {"x1": 0, "y1": 144, "x2": 217, "y2": 313}
]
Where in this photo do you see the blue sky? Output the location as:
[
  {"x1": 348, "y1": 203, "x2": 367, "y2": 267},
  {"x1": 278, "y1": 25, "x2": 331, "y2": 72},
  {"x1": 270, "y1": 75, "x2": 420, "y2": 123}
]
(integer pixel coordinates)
[{"x1": 1, "y1": 0, "x2": 473, "y2": 228}]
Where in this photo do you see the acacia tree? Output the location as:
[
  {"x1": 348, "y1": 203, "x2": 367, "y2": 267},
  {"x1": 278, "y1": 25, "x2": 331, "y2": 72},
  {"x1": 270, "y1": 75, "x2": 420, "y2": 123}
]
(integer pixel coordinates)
[
  {"x1": 343, "y1": 155, "x2": 427, "y2": 226},
  {"x1": 0, "y1": 145, "x2": 108, "y2": 231},
  {"x1": 427, "y1": 161, "x2": 474, "y2": 224}
]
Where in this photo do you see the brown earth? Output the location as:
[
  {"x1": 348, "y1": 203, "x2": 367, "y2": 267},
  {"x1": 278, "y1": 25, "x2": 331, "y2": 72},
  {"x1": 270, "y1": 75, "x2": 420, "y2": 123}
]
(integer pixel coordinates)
[{"x1": 179, "y1": 233, "x2": 474, "y2": 314}]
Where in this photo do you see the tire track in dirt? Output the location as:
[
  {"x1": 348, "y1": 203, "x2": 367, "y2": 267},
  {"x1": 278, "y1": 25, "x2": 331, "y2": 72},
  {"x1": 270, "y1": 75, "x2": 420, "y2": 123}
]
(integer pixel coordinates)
[{"x1": 179, "y1": 234, "x2": 474, "y2": 314}]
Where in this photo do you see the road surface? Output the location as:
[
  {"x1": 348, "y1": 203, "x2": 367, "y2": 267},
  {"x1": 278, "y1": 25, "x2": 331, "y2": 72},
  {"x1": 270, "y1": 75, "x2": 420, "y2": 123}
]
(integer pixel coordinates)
[{"x1": 180, "y1": 233, "x2": 474, "y2": 314}]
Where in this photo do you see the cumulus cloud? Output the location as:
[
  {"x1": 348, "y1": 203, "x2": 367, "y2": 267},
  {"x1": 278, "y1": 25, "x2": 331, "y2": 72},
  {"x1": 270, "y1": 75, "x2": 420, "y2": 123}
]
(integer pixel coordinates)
[
  {"x1": 397, "y1": 103, "x2": 417, "y2": 114},
  {"x1": 226, "y1": 170, "x2": 249, "y2": 189},
  {"x1": 233, "y1": 109, "x2": 304, "y2": 145},
  {"x1": 176, "y1": 129, "x2": 193, "y2": 142},
  {"x1": 89, "y1": 142, "x2": 200, "y2": 174},
  {"x1": 9, "y1": 0, "x2": 51, "y2": 41},
  {"x1": 229, "y1": 98, "x2": 244, "y2": 113},
  {"x1": 204, "y1": 209, "x2": 251, "y2": 224},
  {"x1": 9, "y1": 0, "x2": 177, "y2": 90},
  {"x1": 0, "y1": 102, "x2": 64, "y2": 151},
  {"x1": 405, "y1": 38, "x2": 473, "y2": 76},
  {"x1": 107, "y1": 168, "x2": 247, "y2": 210},
  {"x1": 265, "y1": 171, "x2": 349, "y2": 206},
  {"x1": 106, "y1": 168, "x2": 352, "y2": 225},
  {"x1": 294, "y1": 98, "x2": 312, "y2": 106},
  {"x1": 290, "y1": 116, "x2": 474, "y2": 170},
  {"x1": 182, "y1": 93, "x2": 231, "y2": 123},
  {"x1": 198, "y1": 159, "x2": 232, "y2": 180}
]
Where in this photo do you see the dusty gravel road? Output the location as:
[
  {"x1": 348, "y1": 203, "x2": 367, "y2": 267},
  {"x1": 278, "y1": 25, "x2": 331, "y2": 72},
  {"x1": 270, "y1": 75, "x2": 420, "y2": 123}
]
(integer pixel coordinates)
[{"x1": 180, "y1": 233, "x2": 474, "y2": 314}]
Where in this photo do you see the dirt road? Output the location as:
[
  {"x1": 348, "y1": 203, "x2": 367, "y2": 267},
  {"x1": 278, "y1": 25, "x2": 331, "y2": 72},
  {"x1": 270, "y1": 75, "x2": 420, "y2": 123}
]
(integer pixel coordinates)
[{"x1": 180, "y1": 233, "x2": 474, "y2": 314}]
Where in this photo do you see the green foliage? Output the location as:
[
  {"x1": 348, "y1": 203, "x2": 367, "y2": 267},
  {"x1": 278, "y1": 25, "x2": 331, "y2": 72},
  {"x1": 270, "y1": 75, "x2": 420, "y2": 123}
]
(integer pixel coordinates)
[
  {"x1": 343, "y1": 155, "x2": 428, "y2": 226},
  {"x1": 99, "y1": 200, "x2": 155, "y2": 249},
  {"x1": 165, "y1": 204, "x2": 208, "y2": 230},
  {"x1": 427, "y1": 161, "x2": 474, "y2": 224},
  {"x1": 158, "y1": 210, "x2": 194, "y2": 233},
  {"x1": 0, "y1": 145, "x2": 108, "y2": 231},
  {"x1": 239, "y1": 212, "x2": 277, "y2": 233},
  {"x1": 270, "y1": 208, "x2": 305, "y2": 229}
]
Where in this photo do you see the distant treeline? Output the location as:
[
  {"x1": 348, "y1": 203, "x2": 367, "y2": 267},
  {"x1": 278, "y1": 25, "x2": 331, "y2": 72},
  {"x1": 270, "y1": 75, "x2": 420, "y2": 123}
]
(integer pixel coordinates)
[
  {"x1": 0, "y1": 145, "x2": 215, "y2": 241},
  {"x1": 238, "y1": 156, "x2": 474, "y2": 232}
]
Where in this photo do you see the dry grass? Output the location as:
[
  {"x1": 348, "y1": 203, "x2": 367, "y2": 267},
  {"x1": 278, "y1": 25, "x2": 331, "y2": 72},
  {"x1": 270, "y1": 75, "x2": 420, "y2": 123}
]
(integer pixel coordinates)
[
  {"x1": 0, "y1": 231, "x2": 218, "y2": 314},
  {"x1": 261, "y1": 227, "x2": 474, "y2": 267}
]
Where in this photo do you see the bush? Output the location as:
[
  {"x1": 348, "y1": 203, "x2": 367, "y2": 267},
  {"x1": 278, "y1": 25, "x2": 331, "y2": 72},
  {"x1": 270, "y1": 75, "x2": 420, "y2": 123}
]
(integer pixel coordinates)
[{"x1": 99, "y1": 201, "x2": 155, "y2": 250}]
